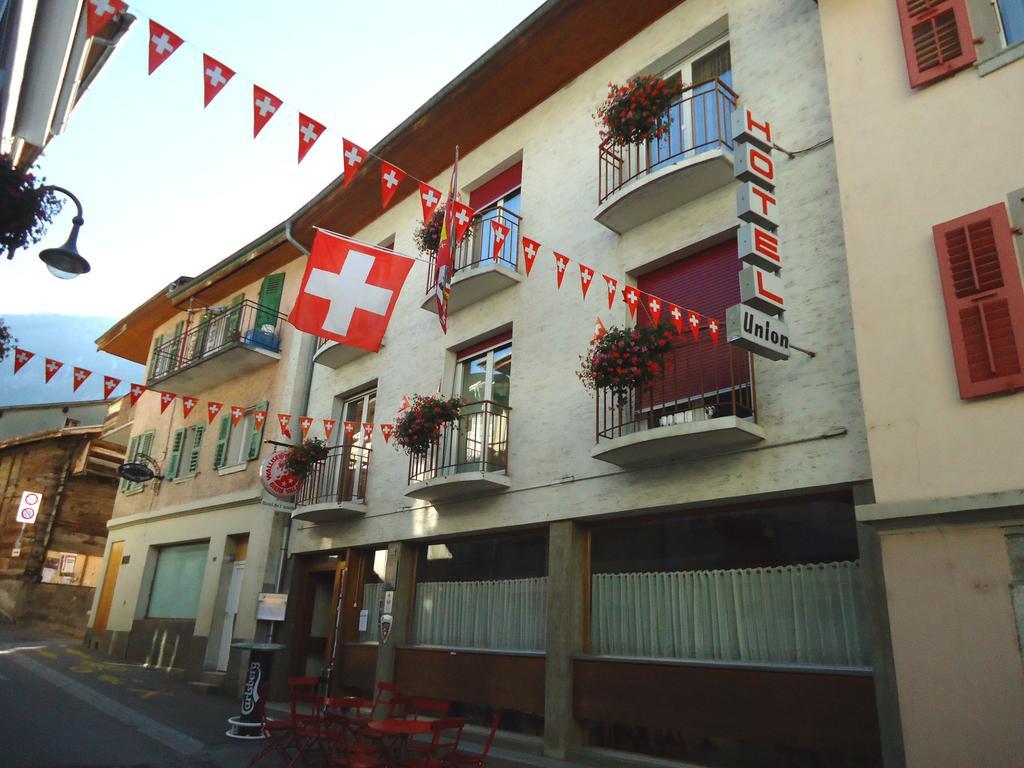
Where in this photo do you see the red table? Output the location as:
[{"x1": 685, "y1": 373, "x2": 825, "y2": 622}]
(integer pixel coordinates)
[{"x1": 368, "y1": 719, "x2": 432, "y2": 765}]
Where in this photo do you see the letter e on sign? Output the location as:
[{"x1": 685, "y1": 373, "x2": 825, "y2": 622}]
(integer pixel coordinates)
[{"x1": 18, "y1": 491, "x2": 42, "y2": 525}]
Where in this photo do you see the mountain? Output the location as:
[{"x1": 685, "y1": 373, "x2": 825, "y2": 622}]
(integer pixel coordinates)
[{"x1": 0, "y1": 315, "x2": 144, "y2": 406}]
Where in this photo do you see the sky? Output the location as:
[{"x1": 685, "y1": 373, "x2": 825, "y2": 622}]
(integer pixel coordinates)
[{"x1": 0, "y1": 0, "x2": 545, "y2": 320}]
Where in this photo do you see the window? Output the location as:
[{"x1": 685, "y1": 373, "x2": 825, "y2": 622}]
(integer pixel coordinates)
[
  {"x1": 462, "y1": 162, "x2": 522, "y2": 272},
  {"x1": 896, "y1": 0, "x2": 976, "y2": 88},
  {"x1": 197, "y1": 294, "x2": 243, "y2": 358},
  {"x1": 358, "y1": 548, "x2": 388, "y2": 643},
  {"x1": 451, "y1": 336, "x2": 511, "y2": 474},
  {"x1": 121, "y1": 430, "x2": 155, "y2": 494},
  {"x1": 933, "y1": 203, "x2": 1024, "y2": 398},
  {"x1": 168, "y1": 424, "x2": 205, "y2": 480},
  {"x1": 147, "y1": 542, "x2": 208, "y2": 619},
  {"x1": 213, "y1": 400, "x2": 268, "y2": 470},
  {"x1": 996, "y1": 0, "x2": 1024, "y2": 43},
  {"x1": 333, "y1": 390, "x2": 374, "y2": 502}
]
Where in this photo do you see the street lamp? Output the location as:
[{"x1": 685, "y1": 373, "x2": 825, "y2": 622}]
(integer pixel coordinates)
[{"x1": 38, "y1": 186, "x2": 90, "y2": 279}]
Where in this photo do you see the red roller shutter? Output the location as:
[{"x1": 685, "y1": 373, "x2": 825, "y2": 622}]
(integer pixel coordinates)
[
  {"x1": 469, "y1": 162, "x2": 522, "y2": 210},
  {"x1": 896, "y1": 0, "x2": 976, "y2": 89},
  {"x1": 933, "y1": 203, "x2": 1024, "y2": 399}
]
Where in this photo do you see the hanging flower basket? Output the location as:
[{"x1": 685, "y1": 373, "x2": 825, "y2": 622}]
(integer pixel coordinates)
[
  {"x1": 393, "y1": 394, "x2": 462, "y2": 456},
  {"x1": 414, "y1": 204, "x2": 447, "y2": 256},
  {"x1": 0, "y1": 157, "x2": 62, "y2": 258},
  {"x1": 284, "y1": 438, "x2": 329, "y2": 478},
  {"x1": 594, "y1": 76, "x2": 683, "y2": 147},
  {"x1": 578, "y1": 324, "x2": 677, "y2": 405}
]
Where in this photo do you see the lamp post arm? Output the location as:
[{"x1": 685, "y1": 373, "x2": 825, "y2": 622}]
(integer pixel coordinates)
[{"x1": 44, "y1": 185, "x2": 84, "y2": 224}]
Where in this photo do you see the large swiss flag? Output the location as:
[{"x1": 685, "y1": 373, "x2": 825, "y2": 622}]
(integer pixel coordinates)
[{"x1": 289, "y1": 231, "x2": 414, "y2": 352}]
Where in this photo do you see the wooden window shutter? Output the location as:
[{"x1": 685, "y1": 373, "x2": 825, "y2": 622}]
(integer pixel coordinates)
[
  {"x1": 121, "y1": 435, "x2": 140, "y2": 492},
  {"x1": 166, "y1": 428, "x2": 186, "y2": 479},
  {"x1": 186, "y1": 425, "x2": 205, "y2": 476},
  {"x1": 896, "y1": 0, "x2": 976, "y2": 88},
  {"x1": 226, "y1": 293, "x2": 245, "y2": 338},
  {"x1": 933, "y1": 203, "x2": 1024, "y2": 399},
  {"x1": 213, "y1": 416, "x2": 231, "y2": 469},
  {"x1": 248, "y1": 400, "x2": 269, "y2": 460},
  {"x1": 256, "y1": 273, "x2": 285, "y2": 327},
  {"x1": 147, "y1": 334, "x2": 164, "y2": 380}
]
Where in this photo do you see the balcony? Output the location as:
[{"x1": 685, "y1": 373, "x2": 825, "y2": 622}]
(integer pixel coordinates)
[
  {"x1": 313, "y1": 334, "x2": 374, "y2": 369},
  {"x1": 420, "y1": 208, "x2": 523, "y2": 315},
  {"x1": 595, "y1": 78, "x2": 738, "y2": 234},
  {"x1": 405, "y1": 400, "x2": 511, "y2": 502},
  {"x1": 592, "y1": 337, "x2": 764, "y2": 467},
  {"x1": 148, "y1": 300, "x2": 284, "y2": 391},
  {"x1": 292, "y1": 444, "x2": 370, "y2": 522}
]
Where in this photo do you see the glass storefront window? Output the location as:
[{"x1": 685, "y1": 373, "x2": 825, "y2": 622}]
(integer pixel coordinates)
[{"x1": 147, "y1": 541, "x2": 209, "y2": 619}]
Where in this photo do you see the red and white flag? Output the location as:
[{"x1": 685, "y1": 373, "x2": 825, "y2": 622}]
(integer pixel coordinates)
[
  {"x1": 687, "y1": 310, "x2": 701, "y2": 341},
  {"x1": 159, "y1": 391, "x2": 176, "y2": 414},
  {"x1": 623, "y1": 287, "x2": 640, "y2": 319},
  {"x1": 554, "y1": 253, "x2": 570, "y2": 288},
  {"x1": 379, "y1": 423, "x2": 394, "y2": 442},
  {"x1": 181, "y1": 396, "x2": 198, "y2": 419},
  {"x1": 645, "y1": 294, "x2": 662, "y2": 326},
  {"x1": 253, "y1": 86, "x2": 282, "y2": 138},
  {"x1": 86, "y1": 0, "x2": 127, "y2": 38},
  {"x1": 593, "y1": 316, "x2": 608, "y2": 342},
  {"x1": 12, "y1": 347, "x2": 33, "y2": 374},
  {"x1": 709, "y1": 318, "x2": 720, "y2": 346},
  {"x1": 342, "y1": 138, "x2": 367, "y2": 186},
  {"x1": 343, "y1": 421, "x2": 358, "y2": 441},
  {"x1": 579, "y1": 263, "x2": 595, "y2": 299},
  {"x1": 231, "y1": 406, "x2": 245, "y2": 427},
  {"x1": 253, "y1": 409, "x2": 267, "y2": 432},
  {"x1": 323, "y1": 419, "x2": 336, "y2": 441},
  {"x1": 300, "y1": 417, "x2": 313, "y2": 439},
  {"x1": 298, "y1": 113, "x2": 326, "y2": 163},
  {"x1": 450, "y1": 202, "x2": 475, "y2": 243},
  {"x1": 362, "y1": 423, "x2": 373, "y2": 440},
  {"x1": 491, "y1": 221, "x2": 510, "y2": 260},
  {"x1": 668, "y1": 304, "x2": 684, "y2": 335},
  {"x1": 603, "y1": 275, "x2": 618, "y2": 310},
  {"x1": 522, "y1": 237, "x2": 539, "y2": 276},
  {"x1": 202, "y1": 54, "x2": 234, "y2": 107},
  {"x1": 207, "y1": 401, "x2": 223, "y2": 424},
  {"x1": 103, "y1": 375, "x2": 121, "y2": 399},
  {"x1": 278, "y1": 413, "x2": 292, "y2": 438},
  {"x1": 418, "y1": 183, "x2": 441, "y2": 224},
  {"x1": 148, "y1": 20, "x2": 183, "y2": 75},
  {"x1": 399, "y1": 394, "x2": 411, "y2": 412},
  {"x1": 72, "y1": 367, "x2": 91, "y2": 392},
  {"x1": 380, "y1": 161, "x2": 405, "y2": 209},
  {"x1": 44, "y1": 358, "x2": 63, "y2": 383},
  {"x1": 289, "y1": 230, "x2": 414, "y2": 353},
  {"x1": 129, "y1": 383, "x2": 147, "y2": 407},
  {"x1": 433, "y1": 155, "x2": 460, "y2": 334}
]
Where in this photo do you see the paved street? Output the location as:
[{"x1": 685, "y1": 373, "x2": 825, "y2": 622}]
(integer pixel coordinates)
[{"x1": 0, "y1": 625, "x2": 261, "y2": 768}]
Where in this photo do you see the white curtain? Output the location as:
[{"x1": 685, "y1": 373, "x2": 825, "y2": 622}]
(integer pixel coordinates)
[
  {"x1": 360, "y1": 582, "x2": 384, "y2": 643},
  {"x1": 591, "y1": 560, "x2": 868, "y2": 667},
  {"x1": 412, "y1": 577, "x2": 547, "y2": 651}
]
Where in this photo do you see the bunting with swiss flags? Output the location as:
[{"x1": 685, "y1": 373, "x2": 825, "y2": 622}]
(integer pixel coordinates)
[
  {"x1": 181, "y1": 396, "x2": 198, "y2": 419},
  {"x1": 645, "y1": 294, "x2": 662, "y2": 326},
  {"x1": 687, "y1": 311, "x2": 701, "y2": 341},
  {"x1": 148, "y1": 20, "x2": 183, "y2": 75},
  {"x1": 343, "y1": 421, "x2": 358, "y2": 441},
  {"x1": 253, "y1": 86, "x2": 282, "y2": 138},
  {"x1": 579, "y1": 264, "x2": 595, "y2": 299},
  {"x1": 13, "y1": 347, "x2": 33, "y2": 373},
  {"x1": 202, "y1": 54, "x2": 234, "y2": 107},
  {"x1": 522, "y1": 238, "x2": 539, "y2": 276},
  {"x1": 380, "y1": 161, "x2": 405, "y2": 209},
  {"x1": 253, "y1": 409, "x2": 268, "y2": 433},
  {"x1": 103, "y1": 376, "x2": 121, "y2": 399},
  {"x1": 297, "y1": 113, "x2": 326, "y2": 163},
  {"x1": 593, "y1": 316, "x2": 608, "y2": 342},
  {"x1": 278, "y1": 413, "x2": 292, "y2": 438},
  {"x1": 709, "y1": 318, "x2": 720, "y2": 346},
  {"x1": 129, "y1": 384, "x2": 147, "y2": 407},
  {"x1": 419, "y1": 183, "x2": 441, "y2": 224},
  {"x1": 44, "y1": 358, "x2": 63, "y2": 383},
  {"x1": 399, "y1": 395, "x2": 411, "y2": 412},
  {"x1": 450, "y1": 201, "x2": 475, "y2": 243},
  {"x1": 342, "y1": 138, "x2": 367, "y2": 186},
  {"x1": 623, "y1": 287, "x2": 640, "y2": 319},
  {"x1": 72, "y1": 367, "x2": 92, "y2": 392},
  {"x1": 159, "y1": 391, "x2": 176, "y2": 414},
  {"x1": 323, "y1": 419, "x2": 336, "y2": 441},
  {"x1": 554, "y1": 253, "x2": 570, "y2": 288},
  {"x1": 603, "y1": 275, "x2": 618, "y2": 310},
  {"x1": 300, "y1": 417, "x2": 313, "y2": 439},
  {"x1": 207, "y1": 401, "x2": 223, "y2": 424},
  {"x1": 669, "y1": 304, "x2": 684, "y2": 335},
  {"x1": 86, "y1": 0, "x2": 127, "y2": 38},
  {"x1": 379, "y1": 423, "x2": 393, "y2": 443},
  {"x1": 362, "y1": 423, "x2": 373, "y2": 440},
  {"x1": 231, "y1": 406, "x2": 245, "y2": 427},
  {"x1": 491, "y1": 221, "x2": 510, "y2": 260}
]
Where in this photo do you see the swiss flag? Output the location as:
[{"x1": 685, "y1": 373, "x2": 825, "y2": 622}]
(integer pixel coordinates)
[
  {"x1": 159, "y1": 391, "x2": 176, "y2": 414},
  {"x1": 86, "y1": 0, "x2": 127, "y2": 38},
  {"x1": 603, "y1": 275, "x2": 618, "y2": 309},
  {"x1": 298, "y1": 113, "x2": 326, "y2": 163},
  {"x1": 253, "y1": 86, "x2": 282, "y2": 138},
  {"x1": 342, "y1": 138, "x2": 367, "y2": 186},
  {"x1": 253, "y1": 409, "x2": 267, "y2": 432},
  {"x1": 579, "y1": 263, "x2": 595, "y2": 299},
  {"x1": 623, "y1": 287, "x2": 640, "y2": 319},
  {"x1": 202, "y1": 54, "x2": 235, "y2": 107},
  {"x1": 491, "y1": 221, "x2": 510, "y2": 260},
  {"x1": 323, "y1": 419, "x2": 336, "y2": 441},
  {"x1": 343, "y1": 421, "x2": 358, "y2": 441},
  {"x1": 129, "y1": 383, "x2": 147, "y2": 407},
  {"x1": 668, "y1": 304, "x2": 684, "y2": 335},
  {"x1": 645, "y1": 294, "x2": 662, "y2": 326},
  {"x1": 231, "y1": 406, "x2": 245, "y2": 427},
  {"x1": 554, "y1": 253, "x2": 570, "y2": 288},
  {"x1": 300, "y1": 417, "x2": 313, "y2": 439},
  {"x1": 450, "y1": 202, "x2": 475, "y2": 243},
  {"x1": 380, "y1": 161, "x2": 405, "y2": 209},
  {"x1": 13, "y1": 347, "x2": 33, "y2": 373},
  {"x1": 148, "y1": 20, "x2": 183, "y2": 75},
  {"x1": 419, "y1": 183, "x2": 442, "y2": 224},
  {"x1": 709, "y1": 317, "x2": 721, "y2": 346},
  {"x1": 207, "y1": 401, "x2": 223, "y2": 424},
  {"x1": 362, "y1": 423, "x2": 373, "y2": 440},
  {"x1": 379, "y1": 423, "x2": 393, "y2": 443},
  {"x1": 522, "y1": 237, "x2": 540, "y2": 276},
  {"x1": 399, "y1": 394, "x2": 411, "y2": 412},
  {"x1": 289, "y1": 230, "x2": 414, "y2": 353},
  {"x1": 103, "y1": 375, "x2": 121, "y2": 399},
  {"x1": 278, "y1": 414, "x2": 292, "y2": 438},
  {"x1": 44, "y1": 358, "x2": 63, "y2": 383},
  {"x1": 181, "y1": 396, "x2": 198, "y2": 419},
  {"x1": 72, "y1": 367, "x2": 92, "y2": 392},
  {"x1": 687, "y1": 311, "x2": 701, "y2": 341},
  {"x1": 593, "y1": 316, "x2": 608, "y2": 342}
]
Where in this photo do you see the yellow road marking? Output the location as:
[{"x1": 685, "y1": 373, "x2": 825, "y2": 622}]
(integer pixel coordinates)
[
  {"x1": 97, "y1": 674, "x2": 122, "y2": 685},
  {"x1": 129, "y1": 687, "x2": 172, "y2": 699},
  {"x1": 33, "y1": 649, "x2": 58, "y2": 659}
]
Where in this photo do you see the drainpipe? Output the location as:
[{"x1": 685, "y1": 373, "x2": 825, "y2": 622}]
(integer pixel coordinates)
[{"x1": 267, "y1": 221, "x2": 314, "y2": 642}]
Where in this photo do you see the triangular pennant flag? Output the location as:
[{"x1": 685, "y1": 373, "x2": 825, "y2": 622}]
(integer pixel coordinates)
[
  {"x1": 450, "y1": 201, "x2": 475, "y2": 242},
  {"x1": 579, "y1": 263, "x2": 595, "y2": 299},
  {"x1": 277, "y1": 413, "x2": 292, "y2": 438},
  {"x1": 379, "y1": 423, "x2": 393, "y2": 443},
  {"x1": 491, "y1": 221, "x2": 511, "y2": 261},
  {"x1": 12, "y1": 347, "x2": 33, "y2": 374},
  {"x1": 668, "y1": 304, "x2": 684, "y2": 335},
  {"x1": 362, "y1": 423, "x2": 373, "y2": 440},
  {"x1": 399, "y1": 395, "x2": 411, "y2": 412},
  {"x1": 253, "y1": 409, "x2": 267, "y2": 432},
  {"x1": 253, "y1": 86, "x2": 282, "y2": 138},
  {"x1": 343, "y1": 421, "x2": 358, "y2": 441},
  {"x1": 297, "y1": 113, "x2": 326, "y2": 163},
  {"x1": 129, "y1": 383, "x2": 147, "y2": 407},
  {"x1": 159, "y1": 391, "x2": 176, "y2": 414},
  {"x1": 323, "y1": 419, "x2": 336, "y2": 441},
  {"x1": 554, "y1": 252, "x2": 570, "y2": 288},
  {"x1": 623, "y1": 287, "x2": 640, "y2": 319},
  {"x1": 380, "y1": 161, "x2": 405, "y2": 209},
  {"x1": 44, "y1": 358, "x2": 63, "y2": 383},
  {"x1": 645, "y1": 294, "x2": 662, "y2": 326},
  {"x1": 72, "y1": 367, "x2": 92, "y2": 392},
  {"x1": 300, "y1": 417, "x2": 313, "y2": 439},
  {"x1": 231, "y1": 406, "x2": 245, "y2": 427},
  {"x1": 181, "y1": 396, "x2": 198, "y2": 419},
  {"x1": 342, "y1": 138, "x2": 367, "y2": 186},
  {"x1": 202, "y1": 54, "x2": 235, "y2": 107},
  {"x1": 603, "y1": 275, "x2": 619, "y2": 310},
  {"x1": 687, "y1": 310, "x2": 701, "y2": 341},
  {"x1": 207, "y1": 401, "x2": 223, "y2": 424},
  {"x1": 148, "y1": 20, "x2": 183, "y2": 75},
  {"x1": 522, "y1": 237, "x2": 540, "y2": 276},
  {"x1": 709, "y1": 317, "x2": 721, "y2": 346},
  {"x1": 86, "y1": 0, "x2": 127, "y2": 38},
  {"x1": 103, "y1": 375, "x2": 121, "y2": 399},
  {"x1": 419, "y1": 183, "x2": 442, "y2": 224},
  {"x1": 593, "y1": 316, "x2": 608, "y2": 342}
]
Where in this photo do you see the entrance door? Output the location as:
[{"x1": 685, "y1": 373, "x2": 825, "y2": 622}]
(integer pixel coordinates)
[
  {"x1": 216, "y1": 560, "x2": 245, "y2": 672},
  {"x1": 92, "y1": 541, "x2": 123, "y2": 638},
  {"x1": 297, "y1": 563, "x2": 346, "y2": 679}
]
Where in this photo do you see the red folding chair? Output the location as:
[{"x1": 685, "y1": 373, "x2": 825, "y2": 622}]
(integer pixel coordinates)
[
  {"x1": 322, "y1": 707, "x2": 388, "y2": 768},
  {"x1": 446, "y1": 713, "x2": 500, "y2": 767},
  {"x1": 400, "y1": 718, "x2": 465, "y2": 768},
  {"x1": 247, "y1": 676, "x2": 321, "y2": 768},
  {"x1": 405, "y1": 699, "x2": 451, "y2": 757}
]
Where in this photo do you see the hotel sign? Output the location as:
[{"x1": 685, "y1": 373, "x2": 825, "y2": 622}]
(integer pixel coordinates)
[{"x1": 727, "y1": 107, "x2": 790, "y2": 361}]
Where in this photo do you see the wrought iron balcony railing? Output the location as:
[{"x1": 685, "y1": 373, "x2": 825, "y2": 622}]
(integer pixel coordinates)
[
  {"x1": 597, "y1": 78, "x2": 738, "y2": 205},
  {"x1": 423, "y1": 208, "x2": 522, "y2": 294},
  {"x1": 408, "y1": 400, "x2": 510, "y2": 484},
  {"x1": 295, "y1": 444, "x2": 371, "y2": 507}
]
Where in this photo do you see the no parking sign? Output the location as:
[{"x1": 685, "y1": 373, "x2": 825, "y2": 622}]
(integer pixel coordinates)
[{"x1": 18, "y1": 491, "x2": 42, "y2": 525}]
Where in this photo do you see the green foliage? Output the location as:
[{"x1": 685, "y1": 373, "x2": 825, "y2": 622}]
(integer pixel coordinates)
[
  {"x1": 393, "y1": 394, "x2": 462, "y2": 456},
  {"x1": 0, "y1": 318, "x2": 13, "y2": 362},
  {"x1": 284, "y1": 438, "x2": 329, "y2": 477},
  {"x1": 0, "y1": 157, "x2": 62, "y2": 257},
  {"x1": 578, "y1": 324, "x2": 677, "y2": 405},
  {"x1": 595, "y1": 76, "x2": 683, "y2": 147}
]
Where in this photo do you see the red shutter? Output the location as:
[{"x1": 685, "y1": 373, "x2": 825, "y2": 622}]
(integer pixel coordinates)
[
  {"x1": 933, "y1": 203, "x2": 1024, "y2": 399},
  {"x1": 469, "y1": 163, "x2": 522, "y2": 210},
  {"x1": 896, "y1": 0, "x2": 976, "y2": 89},
  {"x1": 456, "y1": 330, "x2": 513, "y2": 361}
]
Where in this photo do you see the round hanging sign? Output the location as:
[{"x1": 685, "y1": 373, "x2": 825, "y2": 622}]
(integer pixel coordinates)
[{"x1": 260, "y1": 451, "x2": 300, "y2": 499}]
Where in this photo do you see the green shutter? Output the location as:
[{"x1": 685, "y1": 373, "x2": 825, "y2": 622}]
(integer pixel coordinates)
[
  {"x1": 194, "y1": 314, "x2": 211, "y2": 360},
  {"x1": 121, "y1": 434, "x2": 140, "y2": 492},
  {"x1": 213, "y1": 416, "x2": 231, "y2": 469},
  {"x1": 147, "y1": 334, "x2": 164, "y2": 380},
  {"x1": 225, "y1": 293, "x2": 245, "y2": 339},
  {"x1": 255, "y1": 274, "x2": 285, "y2": 328},
  {"x1": 167, "y1": 428, "x2": 186, "y2": 479},
  {"x1": 185, "y1": 425, "x2": 205, "y2": 476},
  {"x1": 248, "y1": 400, "x2": 269, "y2": 461}
]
